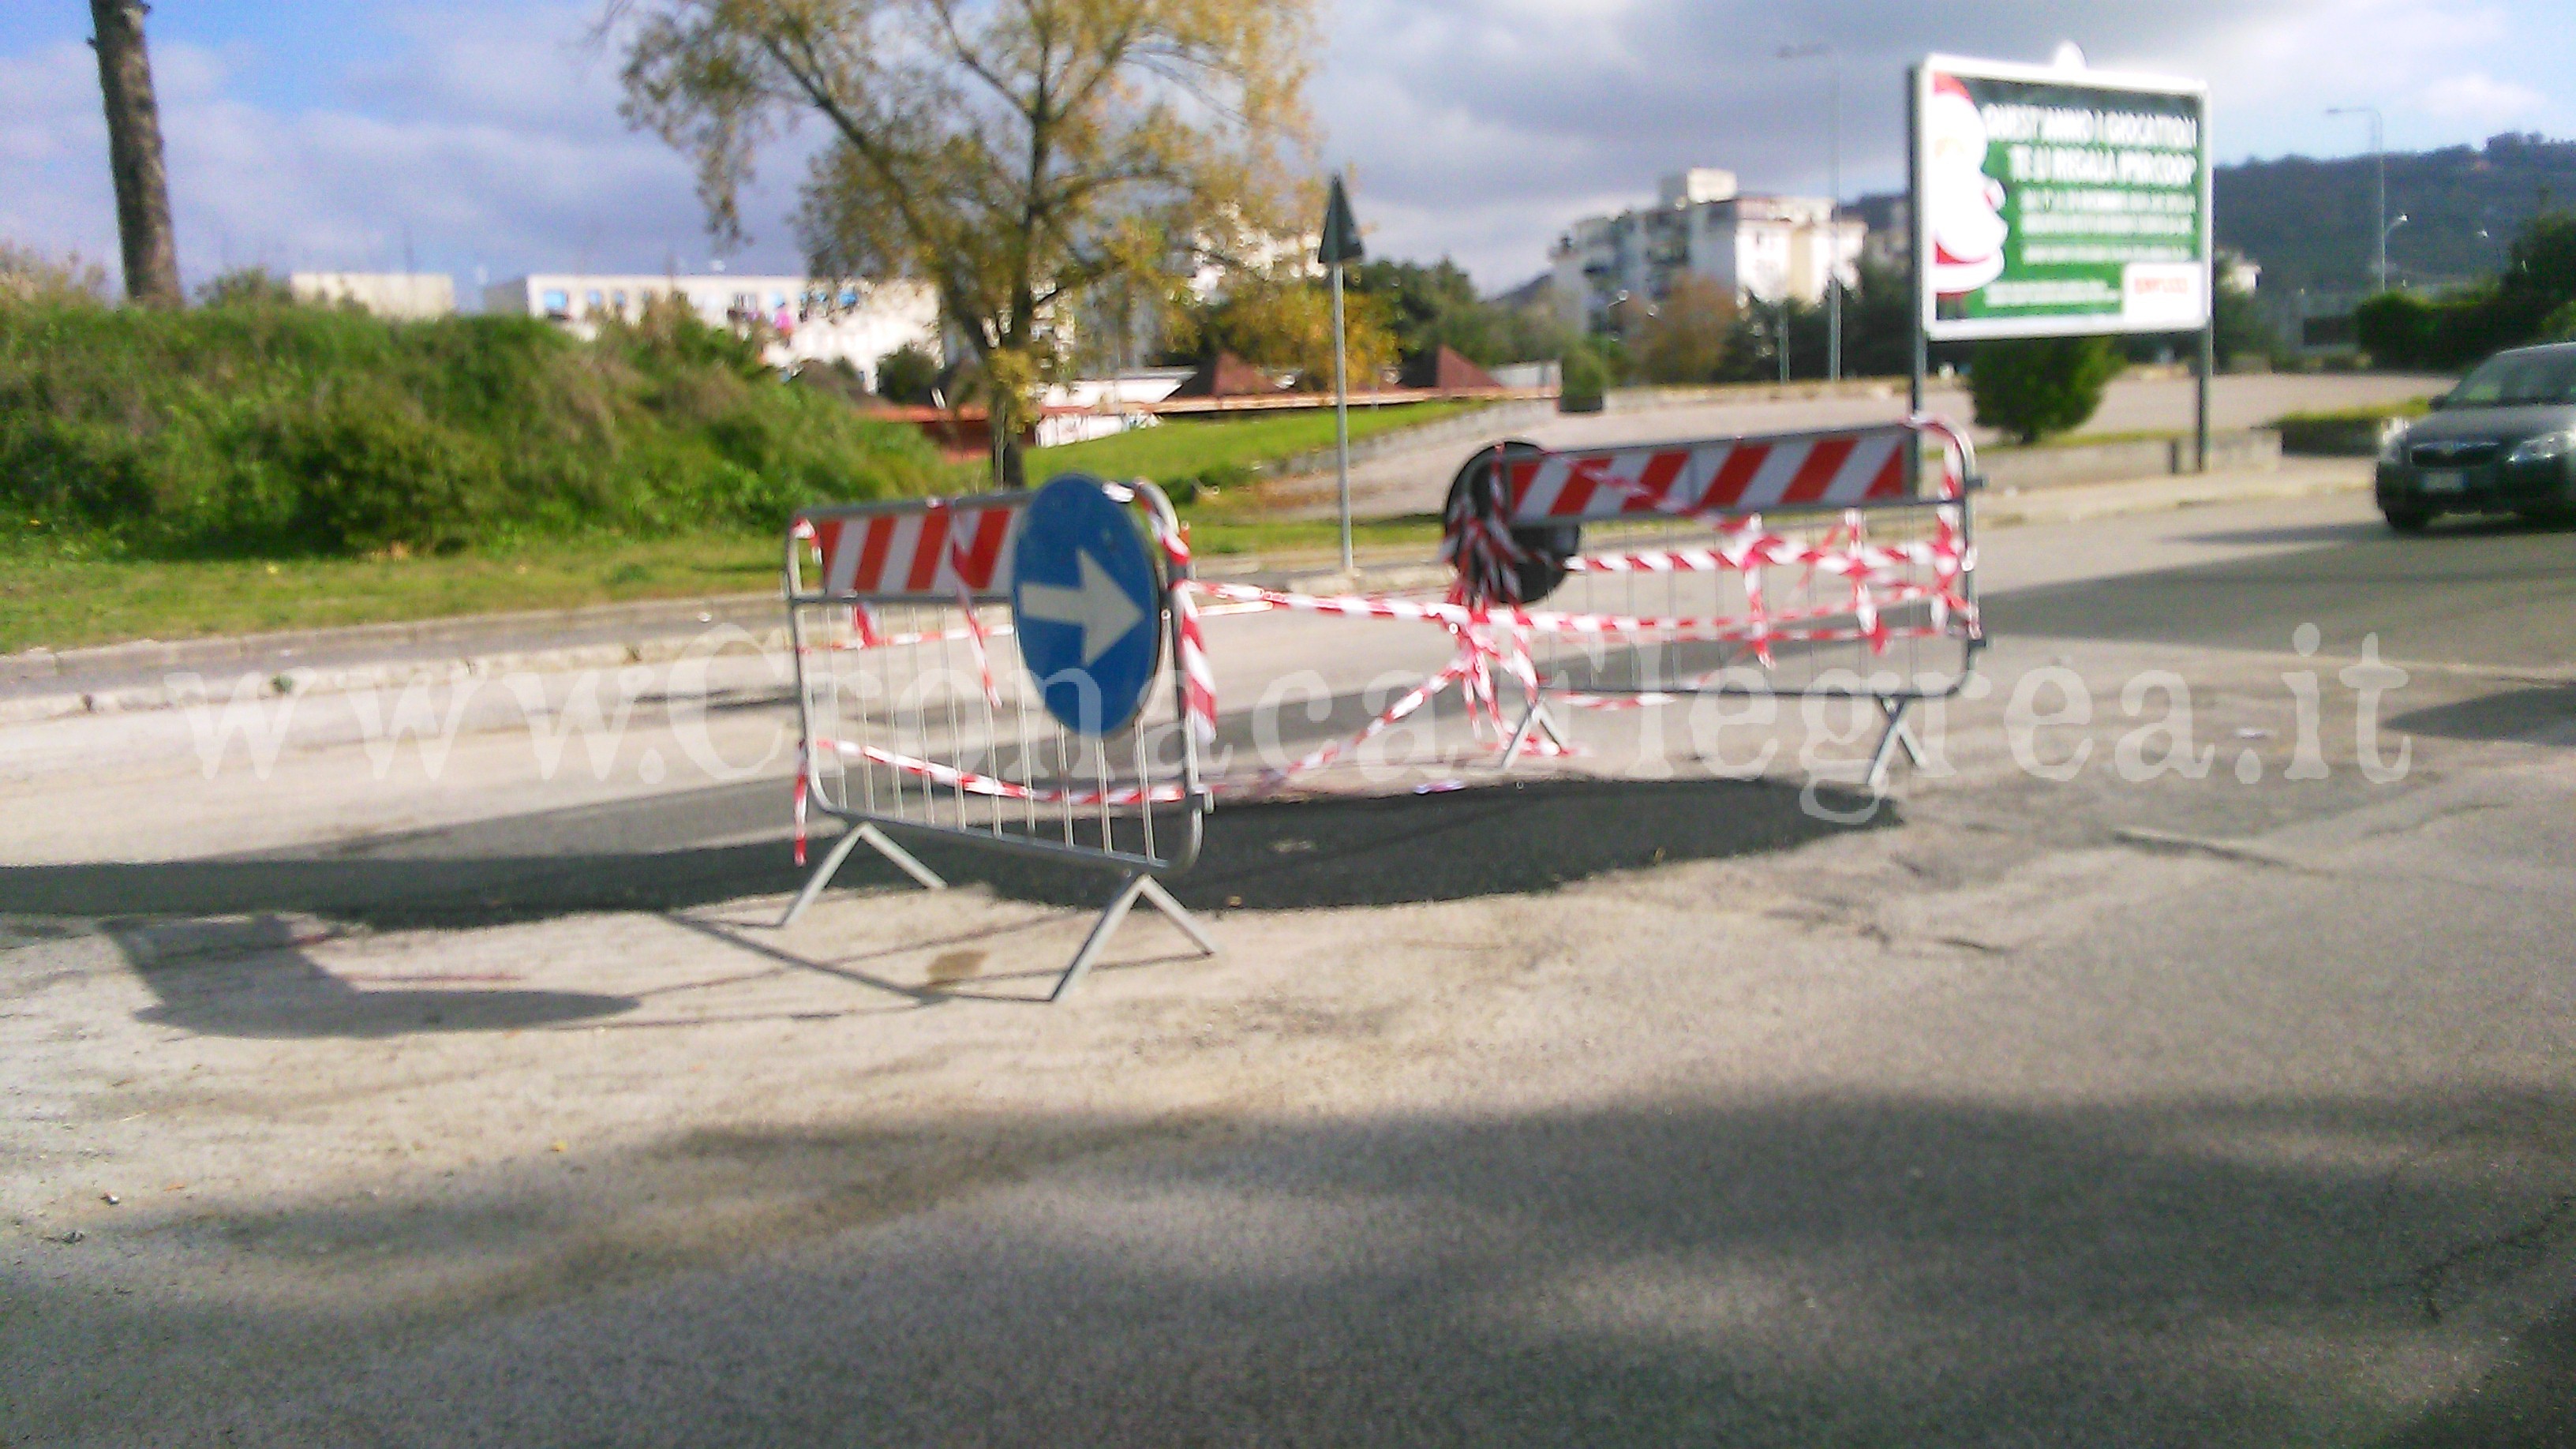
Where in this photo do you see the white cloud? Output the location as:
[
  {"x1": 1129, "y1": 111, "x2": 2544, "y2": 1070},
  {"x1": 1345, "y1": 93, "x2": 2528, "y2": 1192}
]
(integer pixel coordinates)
[
  {"x1": 2414, "y1": 72, "x2": 2554, "y2": 125},
  {"x1": 2, "y1": 0, "x2": 2570, "y2": 302},
  {"x1": 0, "y1": 6, "x2": 803, "y2": 296},
  {"x1": 1310, "y1": 0, "x2": 2574, "y2": 286}
]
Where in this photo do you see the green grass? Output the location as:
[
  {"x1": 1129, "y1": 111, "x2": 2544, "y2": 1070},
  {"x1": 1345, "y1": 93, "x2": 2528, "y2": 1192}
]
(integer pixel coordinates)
[
  {"x1": 1028, "y1": 400, "x2": 1485, "y2": 484},
  {"x1": 1182, "y1": 513, "x2": 1444, "y2": 558},
  {"x1": 2269, "y1": 398, "x2": 2436, "y2": 428},
  {"x1": 1992, "y1": 428, "x2": 2192, "y2": 451},
  {"x1": 1, "y1": 295, "x2": 965, "y2": 558},
  {"x1": 0, "y1": 532, "x2": 781, "y2": 653},
  {"x1": 2269, "y1": 397, "x2": 2434, "y2": 456},
  {"x1": 0, "y1": 514, "x2": 1462, "y2": 653}
]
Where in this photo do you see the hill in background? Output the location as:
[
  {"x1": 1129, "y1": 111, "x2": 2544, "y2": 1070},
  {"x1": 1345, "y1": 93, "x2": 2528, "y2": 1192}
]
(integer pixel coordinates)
[
  {"x1": 1846, "y1": 133, "x2": 2576, "y2": 304},
  {"x1": 2217, "y1": 132, "x2": 2576, "y2": 296}
]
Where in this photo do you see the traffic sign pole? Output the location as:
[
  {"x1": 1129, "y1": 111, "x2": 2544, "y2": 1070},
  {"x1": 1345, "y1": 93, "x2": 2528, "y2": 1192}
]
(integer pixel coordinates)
[
  {"x1": 1332, "y1": 260, "x2": 1352, "y2": 573},
  {"x1": 1317, "y1": 172, "x2": 1365, "y2": 577}
]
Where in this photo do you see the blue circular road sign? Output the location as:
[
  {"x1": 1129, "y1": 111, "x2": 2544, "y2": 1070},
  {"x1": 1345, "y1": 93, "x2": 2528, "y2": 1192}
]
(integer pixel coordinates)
[{"x1": 1011, "y1": 475, "x2": 1163, "y2": 736}]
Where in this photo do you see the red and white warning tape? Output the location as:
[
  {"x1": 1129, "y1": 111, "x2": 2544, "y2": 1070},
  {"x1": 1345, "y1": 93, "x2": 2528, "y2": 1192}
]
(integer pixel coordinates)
[{"x1": 792, "y1": 445, "x2": 1975, "y2": 854}]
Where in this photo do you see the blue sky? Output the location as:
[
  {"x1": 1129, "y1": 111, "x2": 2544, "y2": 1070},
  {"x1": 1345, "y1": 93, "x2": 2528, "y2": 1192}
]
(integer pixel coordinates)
[{"x1": 4, "y1": 0, "x2": 2571, "y2": 298}]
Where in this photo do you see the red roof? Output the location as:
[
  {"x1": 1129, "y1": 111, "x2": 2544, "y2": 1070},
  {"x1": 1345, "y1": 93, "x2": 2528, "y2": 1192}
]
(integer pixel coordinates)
[
  {"x1": 1398, "y1": 345, "x2": 1503, "y2": 392},
  {"x1": 1166, "y1": 351, "x2": 1286, "y2": 399}
]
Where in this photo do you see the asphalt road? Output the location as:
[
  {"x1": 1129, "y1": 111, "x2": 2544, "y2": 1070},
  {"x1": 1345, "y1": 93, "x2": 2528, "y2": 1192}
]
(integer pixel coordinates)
[
  {"x1": 1305, "y1": 371, "x2": 2451, "y2": 517},
  {"x1": 2, "y1": 489, "x2": 2574, "y2": 1446}
]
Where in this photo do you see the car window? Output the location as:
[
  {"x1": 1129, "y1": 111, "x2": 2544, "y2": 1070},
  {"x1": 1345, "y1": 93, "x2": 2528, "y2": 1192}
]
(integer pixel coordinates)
[{"x1": 2449, "y1": 350, "x2": 2576, "y2": 406}]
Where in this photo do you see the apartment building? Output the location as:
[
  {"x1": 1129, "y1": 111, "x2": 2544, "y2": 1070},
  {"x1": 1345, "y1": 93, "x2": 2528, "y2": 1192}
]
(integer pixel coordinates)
[
  {"x1": 481, "y1": 273, "x2": 942, "y2": 391},
  {"x1": 1550, "y1": 168, "x2": 1863, "y2": 334}
]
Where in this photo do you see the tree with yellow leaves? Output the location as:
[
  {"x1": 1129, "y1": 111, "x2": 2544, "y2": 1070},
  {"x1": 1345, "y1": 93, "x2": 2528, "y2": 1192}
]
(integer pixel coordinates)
[{"x1": 616, "y1": 0, "x2": 1316, "y2": 487}]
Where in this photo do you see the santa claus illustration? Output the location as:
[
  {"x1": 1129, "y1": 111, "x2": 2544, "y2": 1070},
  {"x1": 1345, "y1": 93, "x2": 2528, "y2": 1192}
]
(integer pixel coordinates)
[{"x1": 1925, "y1": 73, "x2": 2009, "y2": 297}]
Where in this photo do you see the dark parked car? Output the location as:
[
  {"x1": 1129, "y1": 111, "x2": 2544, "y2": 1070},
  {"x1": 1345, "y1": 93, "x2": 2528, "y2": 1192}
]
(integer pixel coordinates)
[{"x1": 2376, "y1": 342, "x2": 2576, "y2": 532}]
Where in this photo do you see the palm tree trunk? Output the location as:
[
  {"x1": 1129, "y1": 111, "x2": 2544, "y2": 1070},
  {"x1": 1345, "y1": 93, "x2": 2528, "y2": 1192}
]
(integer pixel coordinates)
[{"x1": 90, "y1": 0, "x2": 182, "y2": 309}]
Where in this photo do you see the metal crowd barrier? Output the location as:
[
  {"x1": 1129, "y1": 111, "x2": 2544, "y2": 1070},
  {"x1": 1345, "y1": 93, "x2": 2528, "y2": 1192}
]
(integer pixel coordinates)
[
  {"x1": 1443, "y1": 417, "x2": 1983, "y2": 789},
  {"x1": 777, "y1": 477, "x2": 1214, "y2": 1001}
]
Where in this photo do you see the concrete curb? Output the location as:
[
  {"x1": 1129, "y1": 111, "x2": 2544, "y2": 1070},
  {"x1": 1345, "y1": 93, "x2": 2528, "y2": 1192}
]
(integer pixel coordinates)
[
  {"x1": 0, "y1": 593, "x2": 780, "y2": 687},
  {"x1": 0, "y1": 554, "x2": 1447, "y2": 727}
]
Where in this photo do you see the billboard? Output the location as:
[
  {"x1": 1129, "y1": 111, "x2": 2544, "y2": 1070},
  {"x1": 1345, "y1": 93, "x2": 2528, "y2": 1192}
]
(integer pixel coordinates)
[{"x1": 1915, "y1": 54, "x2": 2210, "y2": 341}]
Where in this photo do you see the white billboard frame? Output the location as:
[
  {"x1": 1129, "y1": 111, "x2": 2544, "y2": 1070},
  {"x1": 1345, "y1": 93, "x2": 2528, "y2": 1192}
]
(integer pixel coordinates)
[{"x1": 1912, "y1": 53, "x2": 2213, "y2": 343}]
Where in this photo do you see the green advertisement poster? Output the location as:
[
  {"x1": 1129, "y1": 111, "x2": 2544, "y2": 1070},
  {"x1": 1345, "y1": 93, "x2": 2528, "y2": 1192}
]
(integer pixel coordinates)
[{"x1": 1915, "y1": 55, "x2": 2210, "y2": 341}]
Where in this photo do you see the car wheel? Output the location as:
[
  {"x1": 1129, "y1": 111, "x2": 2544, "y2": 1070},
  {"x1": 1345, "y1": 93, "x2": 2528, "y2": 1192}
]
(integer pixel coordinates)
[{"x1": 2382, "y1": 504, "x2": 2434, "y2": 534}]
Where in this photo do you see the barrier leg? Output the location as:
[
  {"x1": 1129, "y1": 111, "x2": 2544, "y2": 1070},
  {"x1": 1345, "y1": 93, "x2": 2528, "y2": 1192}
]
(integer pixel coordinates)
[
  {"x1": 1049, "y1": 871, "x2": 1216, "y2": 1002},
  {"x1": 1499, "y1": 698, "x2": 1570, "y2": 771},
  {"x1": 778, "y1": 822, "x2": 948, "y2": 928},
  {"x1": 780, "y1": 826, "x2": 866, "y2": 928},
  {"x1": 859, "y1": 822, "x2": 949, "y2": 891},
  {"x1": 1865, "y1": 698, "x2": 1926, "y2": 793},
  {"x1": 1137, "y1": 874, "x2": 1219, "y2": 957},
  {"x1": 1050, "y1": 871, "x2": 1151, "y2": 1002}
]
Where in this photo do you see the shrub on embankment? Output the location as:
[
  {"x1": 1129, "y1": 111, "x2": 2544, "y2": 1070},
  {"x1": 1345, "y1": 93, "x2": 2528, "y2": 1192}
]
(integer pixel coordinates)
[{"x1": 0, "y1": 291, "x2": 961, "y2": 558}]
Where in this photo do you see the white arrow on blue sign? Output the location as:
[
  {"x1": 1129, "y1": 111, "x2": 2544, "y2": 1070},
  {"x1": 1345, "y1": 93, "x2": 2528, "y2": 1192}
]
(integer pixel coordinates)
[{"x1": 1010, "y1": 476, "x2": 1163, "y2": 736}]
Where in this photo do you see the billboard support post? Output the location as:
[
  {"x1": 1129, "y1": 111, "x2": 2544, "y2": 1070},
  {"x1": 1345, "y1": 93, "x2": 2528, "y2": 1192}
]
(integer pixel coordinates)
[
  {"x1": 2198, "y1": 101, "x2": 2216, "y2": 473},
  {"x1": 2197, "y1": 317, "x2": 2215, "y2": 472},
  {"x1": 1908, "y1": 63, "x2": 1926, "y2": 416}
]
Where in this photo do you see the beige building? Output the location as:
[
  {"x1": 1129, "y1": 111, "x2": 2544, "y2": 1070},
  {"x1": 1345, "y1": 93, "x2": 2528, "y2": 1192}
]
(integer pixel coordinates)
[
  {"x1": 1550, "y1": 169, "x2": 1864, "y2": 334},
  {"x1": 480, "y1": 273, "x2": 942, "y2": 391},
  {"x1": 288, "y1": 271, "x2": 456, "y2": 320}
]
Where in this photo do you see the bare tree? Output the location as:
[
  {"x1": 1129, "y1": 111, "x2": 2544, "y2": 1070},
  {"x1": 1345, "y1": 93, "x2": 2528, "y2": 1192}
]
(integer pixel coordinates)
[
  {"x1": 88, "y1": 0, "x2": 182, "y2": 309},
  {"x1": 616, "y1": 0, "x2": 1315, "y2": 485}
]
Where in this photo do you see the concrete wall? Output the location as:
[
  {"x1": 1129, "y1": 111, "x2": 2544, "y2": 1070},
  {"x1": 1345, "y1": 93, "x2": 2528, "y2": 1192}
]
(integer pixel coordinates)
[
  {"x1": 481, "y1": 273, "x2": 940, "y2": 389},
  {"x1": 1983, "y1": 429, "x2": 2281, "y2": 490},
  {"x1": 289, "y1": 272, "x2": 455, "y2": 319}
]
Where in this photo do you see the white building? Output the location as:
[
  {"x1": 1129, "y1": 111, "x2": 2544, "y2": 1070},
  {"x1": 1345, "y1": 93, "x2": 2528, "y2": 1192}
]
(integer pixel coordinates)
[
  {"x1": 480, "y1": 273, "x2": 942, "y2": 392},
  {"x1": 290, "y1": 271, "x2": 455, "y2": 320},
  {"x1": 1550, "y1": 169, "x2": 1864, "y2": 334}
]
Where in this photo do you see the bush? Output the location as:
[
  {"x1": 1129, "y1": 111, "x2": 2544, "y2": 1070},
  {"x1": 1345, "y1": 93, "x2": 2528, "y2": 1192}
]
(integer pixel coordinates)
[
  {"x1": 1559, "y1": 343, "x2": 1608, "y2": 413},
  {"x1": 1969, "y1": 335, "x2": 2124, "y2": 444},
  {"x1": 0, "y1": 293, "x2": 964, "y2": 557},
  {"x1": 2212, "y1": 280, "x2": 2279, "y2": 370},
  {"x1": 2348, "y1": 213, "x2": 2576, "y2": 370},
  {"x1": 2354, "y1": 291, "x2": 2440, "y2": 369},
  {"x1": 873, "y1": 343, "x2": 942, "y2": 404},
  {"x1": 197, "y1": 268, "x2": 301, "y2": 309},
  {"x1": 0, "y1": 244, "x2": 109, "y2": 306},
  {"x1": 1631, "y1": 275, "x2": 1737, "y2": 384}
]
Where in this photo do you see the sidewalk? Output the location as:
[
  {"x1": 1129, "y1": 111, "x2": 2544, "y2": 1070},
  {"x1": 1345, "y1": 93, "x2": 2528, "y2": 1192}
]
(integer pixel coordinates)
[{"x1": 0, "y1": 459, "x2": 2372, "y2": 725}]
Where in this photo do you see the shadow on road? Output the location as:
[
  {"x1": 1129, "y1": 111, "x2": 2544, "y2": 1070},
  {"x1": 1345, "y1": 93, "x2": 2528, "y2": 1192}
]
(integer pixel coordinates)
[
  {"x1": 2174, "y1": 519, "x2": 2396, "y2": 549},
  {"x1": 0, "y1": 775, "x2": 1881, "y2": 1030},
  {"x1": 2385, "y1": 684, "x2": 2576, "y2": 748},
  {"x1": 102, "y1": 914, "x2": 639, "y2": 1039},
  {"x1": 0, "y1": 777, "x2": 1874, "y2": 927},
  {"x1": 10, "y1": 1087, "x2": 2574, "y2": 1444}
]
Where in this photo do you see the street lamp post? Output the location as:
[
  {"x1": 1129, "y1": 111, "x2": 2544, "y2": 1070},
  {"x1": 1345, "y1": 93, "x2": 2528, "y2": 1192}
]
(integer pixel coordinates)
[
  {"x1": 1780, "y1": 43, "x2": 1841, "y2": 381},
  {"x1": 2327, "y1": 106, "x2": 2389, "y2": 293}
]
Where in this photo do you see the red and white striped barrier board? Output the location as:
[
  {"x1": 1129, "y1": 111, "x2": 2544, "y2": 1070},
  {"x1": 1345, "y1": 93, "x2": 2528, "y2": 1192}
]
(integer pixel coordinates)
[
  {"x1": 782, "y1": 477, "x2": 1215, "y2": 1002},
  {"x1": 1501, "y1": 423, "x2": 1956, "y2": 526},
  {"x1": 803, "y1": 497, "x2": 1020, "y2": 601}
]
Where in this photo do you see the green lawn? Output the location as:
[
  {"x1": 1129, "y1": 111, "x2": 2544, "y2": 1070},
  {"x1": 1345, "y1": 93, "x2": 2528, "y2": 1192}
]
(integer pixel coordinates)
[
  {"x1": 1183, "y1": 514, "x2": 1444, "y2": 558},
  {"x1": 0, "y1": 511, "x2": 1455, "y2": 654},
  {"x1": 1029, "y1": 400, "x2": 1485, "y2": 483},
  {"x1": 0, "y1": 534, "x2": 783, "y2": 654},
  {"x1": 2268, "y1": 398, "x2": 2436, "y2": 428}
]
